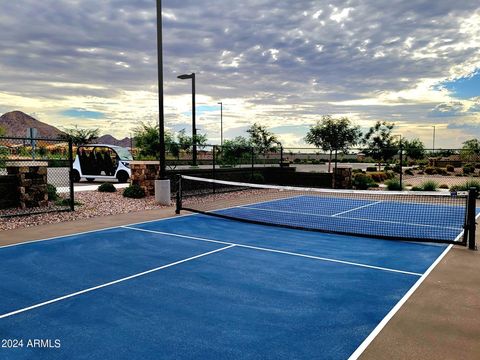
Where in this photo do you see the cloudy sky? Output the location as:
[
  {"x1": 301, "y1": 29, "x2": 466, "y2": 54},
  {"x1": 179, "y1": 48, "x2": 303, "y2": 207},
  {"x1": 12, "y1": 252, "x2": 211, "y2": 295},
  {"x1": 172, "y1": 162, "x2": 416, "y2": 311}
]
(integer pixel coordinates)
[{"x1": 0, "y1": 0, "x2": 479, "y2": 148}]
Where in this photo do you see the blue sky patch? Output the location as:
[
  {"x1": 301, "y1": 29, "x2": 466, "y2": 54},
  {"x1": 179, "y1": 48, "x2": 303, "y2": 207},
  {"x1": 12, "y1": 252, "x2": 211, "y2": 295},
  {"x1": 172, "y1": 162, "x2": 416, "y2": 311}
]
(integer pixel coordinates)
[
  {"x1": 440, "y1": 71, "x2": 480, "y2": 99},
  {"x1": 61, "y1": 108, "x2": 105, "y2": 119}
]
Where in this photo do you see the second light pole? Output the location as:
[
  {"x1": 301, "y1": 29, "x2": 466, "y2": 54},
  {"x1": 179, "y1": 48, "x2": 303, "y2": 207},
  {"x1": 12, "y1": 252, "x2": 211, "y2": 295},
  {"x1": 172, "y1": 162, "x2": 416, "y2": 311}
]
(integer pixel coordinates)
[{"x1": 177, "y1": 72, "x2": 197, "y2": 166}]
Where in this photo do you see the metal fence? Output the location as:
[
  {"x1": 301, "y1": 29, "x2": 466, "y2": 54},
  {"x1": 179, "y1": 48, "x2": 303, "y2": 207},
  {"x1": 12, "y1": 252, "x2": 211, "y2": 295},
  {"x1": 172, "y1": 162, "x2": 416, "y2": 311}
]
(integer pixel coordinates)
[
  {"x1": 0, "y1": 136, "x2": 74, "y2": 217},
  {"x1": 157, "y1": 143, "x2": 480, "y2": 191}
]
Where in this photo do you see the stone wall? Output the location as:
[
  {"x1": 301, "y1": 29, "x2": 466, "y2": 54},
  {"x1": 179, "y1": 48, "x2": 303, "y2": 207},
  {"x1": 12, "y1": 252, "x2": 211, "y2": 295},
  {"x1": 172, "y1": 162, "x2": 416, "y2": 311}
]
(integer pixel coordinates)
[
  {"x1": 130, "y1": 161, "x2": 159, "y2": 196},
  {"x1": 333, "y1": 167, "x2": 352, "y2": 189},
  {"x1": 5, "y1": 161, "x2": 49, "y2": 209}
]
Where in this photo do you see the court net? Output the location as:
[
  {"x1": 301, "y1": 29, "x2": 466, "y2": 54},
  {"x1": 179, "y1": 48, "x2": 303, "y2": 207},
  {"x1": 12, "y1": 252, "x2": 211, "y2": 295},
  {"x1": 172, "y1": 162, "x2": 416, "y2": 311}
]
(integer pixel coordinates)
[{"x1": 175, "y1": 175, "x2": 477, "y2": 246}]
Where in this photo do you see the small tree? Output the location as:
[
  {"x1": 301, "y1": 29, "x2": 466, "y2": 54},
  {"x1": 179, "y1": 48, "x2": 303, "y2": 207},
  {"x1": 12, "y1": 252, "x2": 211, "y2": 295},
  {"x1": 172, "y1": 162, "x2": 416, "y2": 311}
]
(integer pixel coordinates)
[
  {"x1": 460, "y1": 139, "x2": 480, "y2": 165},
  {"x1": 363, "y1": 121, "x2": 398, "y2": 170},
  {"x1": 176, "y1": 129, "x2": 208, "y2": 153},
  {"x1": 304, "y1": 115, "x2": 362, "y2": 172},
  {"x1": 0, "y1": 125, "x2": 6, "y2": 137},
  {"x1": 59, "y1": 126, "x2": 99, "y2": 146},
  {"x1": 133, "y1": 122, "x2": 178, "y2": 161},
  {"x1": 220, "y1": 136, "x2": 252, "y2": 167},
  {"x1": 403, "y1": 138, "x2": 426, "y2": 164},
  {"x1": 247, "y1": 123, "x2": 280, "y2": 166}
]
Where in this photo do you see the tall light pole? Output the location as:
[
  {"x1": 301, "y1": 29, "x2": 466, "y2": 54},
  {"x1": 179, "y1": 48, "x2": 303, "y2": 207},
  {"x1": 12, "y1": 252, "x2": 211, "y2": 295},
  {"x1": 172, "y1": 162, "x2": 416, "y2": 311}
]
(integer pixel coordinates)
[
  {"x1": 156, "y1": 0, "x2": 166, "y2": 179},
  {"x1": 218, "y1": 101, "x2": 223, "y2": 146},
  {"x1": 432, "y1": 125, "x2": 436, "y2": 153},
  {"x1": 177, "y1": 73, "x2": 196, "y2": 166}
]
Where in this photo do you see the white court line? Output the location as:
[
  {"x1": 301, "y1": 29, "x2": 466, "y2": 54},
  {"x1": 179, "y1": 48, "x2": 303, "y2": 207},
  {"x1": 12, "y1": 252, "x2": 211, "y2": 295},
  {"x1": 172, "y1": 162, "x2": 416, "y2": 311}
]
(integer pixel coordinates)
[
  {"x1": 347, "y1": 244, "x2": 452, "y2": 360},
  {"x1": 238, "y1": 206, "x2": 463, "y2": 232},
  {"x1": 347, "y1": 212, "x2": 480, "y2": 359},
  {"x1": 331, "y1": 201, "x2": 382, "y2": 217},
  {"x1": 121, "y1": 226, "x2": 423, "y2": 277},
  {"x1": 0, "y1": 244, "x2": 235, "y2": 319}
]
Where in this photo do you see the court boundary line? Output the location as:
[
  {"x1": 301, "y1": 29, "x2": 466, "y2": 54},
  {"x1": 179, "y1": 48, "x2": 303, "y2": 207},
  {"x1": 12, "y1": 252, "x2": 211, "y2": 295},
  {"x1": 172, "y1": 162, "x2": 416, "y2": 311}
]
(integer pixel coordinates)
[
  {"x1": 0, "y1": 244, "x2": 235, "y2": 319},
  {"x1": 347, "y1": 243, "x2": 453, "y2": 360},
  {"x1": 237, "y1": 206, "x2": 463, "y2": 232},
  {"x1": 122, "y1": 226, "x2": 423, "y2": 277},
  {"x1": 347, "y1": 211, "x2": 478, "y2": 360}
]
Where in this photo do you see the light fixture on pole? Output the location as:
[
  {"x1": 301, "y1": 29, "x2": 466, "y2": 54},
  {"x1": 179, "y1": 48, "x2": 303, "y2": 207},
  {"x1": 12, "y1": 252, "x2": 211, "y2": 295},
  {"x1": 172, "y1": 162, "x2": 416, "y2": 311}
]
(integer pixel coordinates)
[
  {"x1": 177, "y1": 73, "x2": 197, "y2": 166},
  {"x1": 218, "y1": 101, "x2": 223, "y2": 146}
]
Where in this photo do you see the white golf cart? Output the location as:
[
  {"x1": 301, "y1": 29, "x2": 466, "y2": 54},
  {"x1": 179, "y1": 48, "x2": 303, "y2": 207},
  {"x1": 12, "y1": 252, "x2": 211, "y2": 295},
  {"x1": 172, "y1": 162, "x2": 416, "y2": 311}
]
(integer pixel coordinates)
[{"x1": 72, "y1": 144, "x2": 132, "y2": 183}]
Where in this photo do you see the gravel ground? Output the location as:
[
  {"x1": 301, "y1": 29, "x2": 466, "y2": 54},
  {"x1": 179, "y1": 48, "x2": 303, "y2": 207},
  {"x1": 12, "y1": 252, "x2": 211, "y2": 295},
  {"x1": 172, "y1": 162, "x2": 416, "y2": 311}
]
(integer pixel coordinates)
[
  {"x1": 403, "y1": 174, "x2": 479, "y2": 188},
  {"x1": 0, "y1": 191, "x2": 172, "y2": 231}
]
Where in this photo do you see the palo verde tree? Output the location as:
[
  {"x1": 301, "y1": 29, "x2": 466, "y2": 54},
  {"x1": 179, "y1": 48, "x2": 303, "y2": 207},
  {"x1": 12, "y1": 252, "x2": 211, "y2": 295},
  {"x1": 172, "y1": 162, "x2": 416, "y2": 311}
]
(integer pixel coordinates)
[
  {"x1": 403, "y1": 138, "x2": 426, "y2": 164},
  {"x1": 247, "y1": 123, "x2": 280, "y2": 166},
  {"x1": 220, "y1": 136, "x2": 252, "y2": 167},
  {"x1": 304, "y1": 115, "x2": 362, "y2": 172},
  {"x1": 460, "y1": 138, "x2": 480, "y2": 165},
  {"x1": 59, "y1": 126, "x2": 99, "y2": 146},
  {"x1": 363, "y1": 121, "x2": 399, "y2": 170}
]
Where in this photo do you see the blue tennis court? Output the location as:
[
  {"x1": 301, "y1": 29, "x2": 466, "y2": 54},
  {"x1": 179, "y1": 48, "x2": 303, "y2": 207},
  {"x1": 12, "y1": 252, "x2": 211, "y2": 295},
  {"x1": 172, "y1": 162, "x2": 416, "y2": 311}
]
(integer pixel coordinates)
[{"x1": 0, "y1": 193, "x2": 467, "y2": 359}]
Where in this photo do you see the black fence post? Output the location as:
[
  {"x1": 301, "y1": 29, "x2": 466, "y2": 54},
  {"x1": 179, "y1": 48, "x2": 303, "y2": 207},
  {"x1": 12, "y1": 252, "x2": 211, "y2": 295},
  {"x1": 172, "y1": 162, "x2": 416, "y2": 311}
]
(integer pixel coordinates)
[
  {"x1": 280, "y1": 146, "x2": 284, "y2": 166},
  {"x1": 333, "y1": 149, "x2": 338, "y2": 188},
  {"x1": 212, "y1": 145, "x2": 216, "y2": 194},
  {"x1": 68, "y1": 138, "x2": 75, "y2": 211},
  {"x1": 399, "y1": 145, "x2": 403, "y2": 189},
  {"x1": 175, "y1": 175, "x2": 182, "y2": 214},
  {"x1": 251, "y1": 147, "x2": 255, "y2": 180},
  {"x1": 468, "y1": 187, "x2": 477, "y2": 250}
]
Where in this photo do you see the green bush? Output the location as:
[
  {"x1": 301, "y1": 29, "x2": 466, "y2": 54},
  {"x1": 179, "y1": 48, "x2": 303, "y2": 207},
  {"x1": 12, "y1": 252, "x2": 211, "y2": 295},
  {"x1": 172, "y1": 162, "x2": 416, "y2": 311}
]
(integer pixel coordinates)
[
  {"x1": 424, "y1": 167, "x2": 437, "y2": 175},
  {"x1": 369, "y1": 172, "x2": 388, "y2": 182},
  {"x1": 352, "y1": 168, "x2": 364, "y2": 174},
  {"x1": 463, "y1": 164, "x2": 474, "y2": 174},
  {"x1": 293, "y1": 158, "x2": 302, "y2": 164},
  {"x1": 250, "y1": 172, "x2": 265, "y2": 184},
  {"x1": 353, "y1": 173, "x2": 378, "y2": 190},
  {"x1": 446, "y1": 165, "x2": 455, "y2": 172},
  {"x1": 98, "y1": 183, "x2": 117, "y2": 192},
  {"x1": 420, "y1": 180, "x2": 438, "y2": 191},
  {"x1": 411, "y1": 186, "x2": 423, "y2": 191},
  {"x1": 366, "y1": 166, "x2": 377, "y2": 172},
  {"x1": 383, "y1": 165, "x2": 391, "y2": 171},
  {"x1": 47, "y1": 184, "x2": 58, "y2": 201},
  {"x1": 435, "y1": 167, "x2": 448, "y2": 175},
  {"x1": 450, "y1": 179, "x2": 480, "y2": 193},
  {"x1": 123, "y1": 185, "x2": 146, "y2": 199},
  {"x1": 55, "y1": 198, "x2": 82, "y2": 207},
  {"x1": 385, "y1": 179, "x2": 404, "y2": 191},
  {"x1": 404, "y1": 169, "x2": 414, "y2": 176}
]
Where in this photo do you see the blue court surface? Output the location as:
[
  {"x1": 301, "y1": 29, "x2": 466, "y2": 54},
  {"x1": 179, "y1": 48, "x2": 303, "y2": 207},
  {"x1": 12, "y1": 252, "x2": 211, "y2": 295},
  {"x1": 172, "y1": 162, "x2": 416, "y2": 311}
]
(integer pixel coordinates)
[{"x1": 0, "y1": 195, "x2": 462, "y2": 359}]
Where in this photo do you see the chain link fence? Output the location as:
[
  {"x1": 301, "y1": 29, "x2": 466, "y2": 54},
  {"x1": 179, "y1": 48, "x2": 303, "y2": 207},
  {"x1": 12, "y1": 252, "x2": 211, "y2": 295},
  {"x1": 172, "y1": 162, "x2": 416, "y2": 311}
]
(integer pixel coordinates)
[{"x1": 0, "y1": 136, "x2": 74, "y2": 217}]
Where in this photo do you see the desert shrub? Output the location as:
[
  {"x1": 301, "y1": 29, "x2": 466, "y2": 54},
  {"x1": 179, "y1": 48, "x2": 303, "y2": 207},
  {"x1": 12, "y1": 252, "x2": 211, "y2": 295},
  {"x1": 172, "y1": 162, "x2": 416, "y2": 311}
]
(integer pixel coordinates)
[
  {"x1": 368, "y1": 171, "x2": 388, "y2": 182},
  {"x1": 424, "y1": 167, "x2": 437, "y2": 175},
  {"x1": 353, "y1": 173, "x2": 377, "y2": 190},
  {"x1": 446, "y1": 165, "x2": 455, "y2": 172},
  {"x1": 383, "y1": 165, "x2": 392, "y2": 171},
  {"x1": 404, "y1": 169, "x2": 414, "y2": 176},
  {"x1": 463, "y1": 164, "x2": 474, "y2": 174},
  {"x1": 47, "y1": 184, "x2": 58, "y2": 201},
  {"x1": 123, "y1": 185, "x2": 146, "y2": 198},
  {"x1": 385, "y1": 179, "x2": 404, "y2": 191},
  {"x1": 411, "y1": 186, "x2": 423, "y2": 191},
  {"x1": 55, "y1": 198, "x2": 82, "y2": 207},
  {"x1": 293, "y1": 158, "x2": 302, "y2": 164},
  {"x1": 420, "y1": 180, "x2": 438, "y2": 191},
  {"x1": 366, "y1": 166, "x2": 377, "y2": 172},
  {"x1": 98, "y1": 183, "x2": 117, "y2": 192},
  {"x1": 435, "y1": 167, "x2": 447, "y2": 175},
  {"x1": 392, "y1": 164, "x2": 402, "y2": 173},
  {"x1": 439, "y1": 184, "x2": 449, "y2": 189},
  {"x1": 450, "y1": 179, "x2": 480, "y2": 193},
  {"x1": 250, "y1": 172, "x2": 265, "y2": 183},
  {"x1": 352, "y1": 168, "x2": 364, "y2": 174}
]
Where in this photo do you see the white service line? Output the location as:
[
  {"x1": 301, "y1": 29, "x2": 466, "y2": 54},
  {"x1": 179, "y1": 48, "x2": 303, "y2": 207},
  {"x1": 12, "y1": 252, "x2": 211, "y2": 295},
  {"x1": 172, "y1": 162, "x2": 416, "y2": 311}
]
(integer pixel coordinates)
[
  {"x1": 331, "y1": 201, "x2": 382, "y2": 217},
  {"x1": 122, "y1": 226, "x2": 423, "y2": 277},
  {"x1": 0, "y1": 244, "x2": 235, "y2": 319}
]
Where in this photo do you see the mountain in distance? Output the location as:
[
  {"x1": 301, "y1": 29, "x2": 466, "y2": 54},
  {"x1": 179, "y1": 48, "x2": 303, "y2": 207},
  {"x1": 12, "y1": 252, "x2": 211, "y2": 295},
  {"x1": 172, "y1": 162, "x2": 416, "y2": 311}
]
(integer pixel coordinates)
[
  {"x1": 0, "y1": 110, "x2": 131, "y2": 146},
  {"x1": 96, "y1": 134, "x2": 132, "y2": 148},
  {"x1": 0, "y1": 111, "x2": 64, "y2": 138}
]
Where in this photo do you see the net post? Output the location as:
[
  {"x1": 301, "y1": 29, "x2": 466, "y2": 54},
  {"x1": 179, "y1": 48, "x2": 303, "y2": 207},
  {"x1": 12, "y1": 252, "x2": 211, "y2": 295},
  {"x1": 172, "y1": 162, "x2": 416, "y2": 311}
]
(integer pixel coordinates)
[
  {"x1": 68, "y1": 138, "x2": 75, "y2": 211},
  {"x1": 467, "y1": 187, "x2": 477, "y2": 250},
  {"x1": 175, "y1": 174, "x2": 182, "y2": 214}
]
